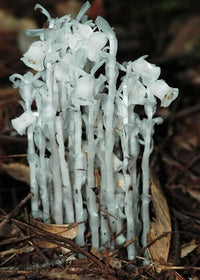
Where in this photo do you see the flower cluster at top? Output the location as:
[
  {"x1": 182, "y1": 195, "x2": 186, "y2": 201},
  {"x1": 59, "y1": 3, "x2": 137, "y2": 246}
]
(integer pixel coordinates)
[{"x1": 10, "y1": 2, "x2": 179, "y2": 261}]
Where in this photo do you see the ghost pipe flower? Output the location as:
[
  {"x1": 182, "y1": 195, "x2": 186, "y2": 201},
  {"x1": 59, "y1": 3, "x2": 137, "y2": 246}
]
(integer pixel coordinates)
[
  {"x1": 21, "y1": 41, "x2": 48, "y2": 71},
  {"x1": 10, "y1": 2, "x2": 179, "y2": 261},
  {"x1": 136, "y1": 59, "x2": 178, "y2": 256},
  {"x1": 95, "y1": 16, "x2": 118, "y2": 241},
  {"x1": 148, "y1": 79, "x2": 179, "y2": 107}
]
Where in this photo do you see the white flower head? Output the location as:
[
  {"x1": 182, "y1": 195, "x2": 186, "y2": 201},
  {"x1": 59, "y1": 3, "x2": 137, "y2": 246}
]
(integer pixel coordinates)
[
  {"x1": 148, "y1": 79, "x2": 179, "y2": 107},
  {"x1": 68, "y1": 33, "x2": 84, "y2": 52},
  {"x1": 127, "y1": 78, "x2": 146, "y2": 105},
  {"x1": 68, "y1": 25, "x2": 107, "y2": 61},
  {"x1": 11, "y1": 111, "x2": 38, "y2": 135},
  {"x1": 132, "y1": 56, "x2": 161, "y2": 86},
  {"x1": 76, "y1": 23, "x2": 93, "y2": 39},
  {"x1": 54, "y1": 53, "x2": 73, "y2": 81},
  {"x1": 73, "y1": 76, "x2": 96, "y2": 105},
  {"x1": 86, "y1": 32, "x2": 107, "y2": 61},
  {"x1": 21, "y1": 41, "x2": 48, "y2": 71}
]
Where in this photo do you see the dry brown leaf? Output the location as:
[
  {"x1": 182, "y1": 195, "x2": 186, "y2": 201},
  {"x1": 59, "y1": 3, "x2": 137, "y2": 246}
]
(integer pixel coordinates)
[
  {"x1": 180, "y1": 239, "x2": 198, "y2": 259},
  {"x1": 2, "y1": 162, "x2": 30, "y2": 185},
  {"x1": 30, "y1": 218, "x2": 78, "y2": 249},
  {"x1": 147, "y1": 177, "x2": 172, "y2": 271}
]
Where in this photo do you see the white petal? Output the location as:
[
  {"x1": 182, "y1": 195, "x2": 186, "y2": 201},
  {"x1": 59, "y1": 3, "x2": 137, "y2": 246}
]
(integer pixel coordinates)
[
  {"x1": 34, "y1": 4, "x2": 52, "y2": 23},
  {"x1": 132, "y1": 57, "x2": 160, "y2": 86},
  {"x1": 54, "y1": 54, "x2": 73, "y2": 81},
  {"x1": 77, "y1": 23, "x2": 93, "y2": 39},
  {"x1": 86, "y1": 32, "x2": 107, "y2": 61},
  {"x1": 95, "y1": 16, "x2": 115, "y2": 36},
  {"x1": 75, "y1": 76, "x2": 94, "y2": 100},
  {"x1": 21, "y1": 41, "x2": 48, "y2": 71},
  {"x1": 128, "y1": 79, "x2": 146, "y2": 105},
  {"x1": 148, "y1": 80, "x2": 179, "y2": 107},
  {"x1": 11, "y1": 111, "x2": 38, "y2": 135},
  {"x1": 76, "y1": 1, "x2": 91, "y2": 21},
  {"x1": 68, "y1": 34, "x2": 84, "y2": 52}
]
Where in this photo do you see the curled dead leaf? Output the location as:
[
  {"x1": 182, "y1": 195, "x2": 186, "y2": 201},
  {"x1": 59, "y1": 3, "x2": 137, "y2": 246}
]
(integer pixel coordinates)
[
  {"x1": 2, "y1": 162, "x2": 30, "y2": 185},
  {"x1": 181, "y1": 239, "x2": 198, "y2": 259},
  {"x1": 147, "y1": 176, "x2": 172, "y2": 272},
  {"x1": 30, "y1": 218, "x2": 78, "y2": 249}
]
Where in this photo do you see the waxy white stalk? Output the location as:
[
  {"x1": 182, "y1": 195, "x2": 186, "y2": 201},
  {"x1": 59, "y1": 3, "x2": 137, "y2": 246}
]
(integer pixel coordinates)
[
  {"x1": 96, "y1": 16, "x2": 118, "y2": 235},
  {"x1": 86, "y1": 104, "x2": 99, "y2": 249},
  {"x1": 55, "y1": 115, "x2": 75, "y2": 224},
  {"x1": 73, "y1": 108, "x2": 86, "y2": 246}
]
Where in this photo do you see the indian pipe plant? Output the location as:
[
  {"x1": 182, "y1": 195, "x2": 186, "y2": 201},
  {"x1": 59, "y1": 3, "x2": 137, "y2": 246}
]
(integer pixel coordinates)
[{"x1": 10, "y1": 2, "x2": 179, "y2": 260}]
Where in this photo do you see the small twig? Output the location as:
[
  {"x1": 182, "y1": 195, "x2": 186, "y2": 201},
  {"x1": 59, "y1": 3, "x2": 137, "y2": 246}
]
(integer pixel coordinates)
[
  {"x1": 176, "y1": 104, "x2": 200, "y2": 119},
  {"x1": 0, "y1": 235, "x2": 33, "y2": 246},
  {"x1": 166, "y1": 152, "x2": 200, "y2": 185},
  {"x1": 140, "y1": 231, "x2": 171, "y2": 256},
  {"x1": 10, "y1": 218, "x2": 106, "y2": 269},
  {"x1": 173, "y1": 217, "x2": 181, "y2": 266},
  {"x1": 161, "y1": 153, "x2": 197, "y2": 182},
  {"x1": 0, "y1": 153, "x2": 27, "y2": 159},
  {"x1": 0, "y1": 192, "x2": 33, "y2": 230}
]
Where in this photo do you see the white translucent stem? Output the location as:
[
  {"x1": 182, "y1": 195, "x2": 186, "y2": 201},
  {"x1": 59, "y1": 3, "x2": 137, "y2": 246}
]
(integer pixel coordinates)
[
  {"x1": 87, "y1": 105, "x2": 99, "y2": 249},
  {"x1": 58, "y1": 81, "x2": 67, "y2": 112},
  {"x1": 104, "y1": 34, "x2": 118, "y2": 233},
  {"x1": 46, "y1": 62, "x2": 63, "y2": 224},
  {"x1": 141, "y1": 119, "x2": 152, "y2": 250},
  {"x1": 27, "y1": 126, "x2": 40, "y2": 219},
  {"x1": 48, "y1": 122, "x2": 63, "y2": 224},
  {"x1": 38, "y1": 127, "x2": 50, "y2": 223},
  {"x1": 100, "y1": 164, "x2": 110, "y2": 246},
  {"x1": 130, "y1": 158, "x2": 140, "y2": 254},
  {"x1": 73, "y1": 109, "x2": 86, "y2": 246},
  {"x1": 48, "y1": 180, "x2": 54, "y2": 218},
  {"x1": 120, "y1": 74, "x2": 137, "y2": 259},
  {"x1": 129, "y1": 106, "x2": 141, "y2": 258},
  {"x1": 97, "y1": 113, "x2": 110, "y2": 247},
  {"x1": 121, "y1": 128, "x2": 136, "y2": 260},
  {"x1": 55, "y1": 115, "x2": 75, "y2": 224}
]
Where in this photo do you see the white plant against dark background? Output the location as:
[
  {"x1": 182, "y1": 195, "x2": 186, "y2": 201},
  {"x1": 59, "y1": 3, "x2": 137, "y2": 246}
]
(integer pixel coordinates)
[{"x1": 11, "y1": 2, "x2": 178, "y2": 260}]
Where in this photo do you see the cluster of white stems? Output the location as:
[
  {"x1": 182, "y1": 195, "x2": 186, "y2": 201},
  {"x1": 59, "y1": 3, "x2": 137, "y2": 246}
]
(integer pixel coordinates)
[{"x1": 11, "y1": 2, "x2": 178, "y2": 260}]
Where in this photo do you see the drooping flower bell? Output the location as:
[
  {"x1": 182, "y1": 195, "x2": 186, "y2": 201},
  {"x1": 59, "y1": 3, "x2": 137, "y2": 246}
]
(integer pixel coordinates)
[
  {"x1": 148, "y1": 79, "x2": 179, "y2": 107},
  {"x1": 11, "y1": 111, "x2": 38, "y2": 135},
  {"x1": 131, "y1": 56, "x2": 161, "y2": 86},
  {"x1": 21, "y1": 41, "x2": 48, "y2": 71},
  {"x1": 73, "y1": 75, "x2": 96, "y2": 105}
]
